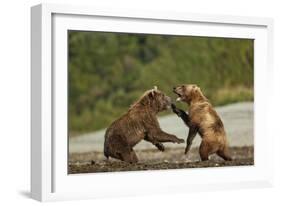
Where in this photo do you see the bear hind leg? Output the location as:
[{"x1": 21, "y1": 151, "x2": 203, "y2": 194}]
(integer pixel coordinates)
[
  {"x1": 199, "y1": 141, "x2": 212, "y2": 161},
  {"x1": 217, "y1": 147, "x2": 232, "y2": 161},
  {"x1": 199, "y1": 141, "x2": 219, "y2": 161},
  {"x1": 104, "y1": 136, "x2": 138, "y2": 163},
  {"x1": 118, "y1": 149, "x2": 138, "y2": 164}
]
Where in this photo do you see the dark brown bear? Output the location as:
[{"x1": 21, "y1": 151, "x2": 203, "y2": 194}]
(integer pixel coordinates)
[
  {"x1": 104, "y1": 87, "x2": 184, "y2": 163},
  {"x1": 173, "y1": 84, "x2": 232, "y2": 161}
]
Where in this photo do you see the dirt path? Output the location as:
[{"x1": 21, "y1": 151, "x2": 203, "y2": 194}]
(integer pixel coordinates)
[{"x1": 69, "y1": 102, "x2": 254, "y2": 153}]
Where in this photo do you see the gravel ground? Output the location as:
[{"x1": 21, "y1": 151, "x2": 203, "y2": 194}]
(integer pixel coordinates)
[{"x1": 68, "y1": 146, "x2": 254, "y2": 174}]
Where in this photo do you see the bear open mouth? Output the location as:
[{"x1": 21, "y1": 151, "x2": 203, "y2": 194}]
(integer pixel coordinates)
[{"x1": 173, "y1": 90, "x2": 183, "y2": 102}]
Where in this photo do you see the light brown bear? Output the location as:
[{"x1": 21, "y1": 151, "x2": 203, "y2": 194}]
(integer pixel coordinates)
[
  {"x1": 104, "y1": 87, "x2": 184, "y2": 163},
  {"x1": 173, "y1": 84, "x2": 232, "y2": 161}
]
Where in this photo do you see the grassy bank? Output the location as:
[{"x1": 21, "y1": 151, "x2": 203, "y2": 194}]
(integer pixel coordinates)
[{"x1": 68, "y1": 32, "x2": 253, "y2": 134}]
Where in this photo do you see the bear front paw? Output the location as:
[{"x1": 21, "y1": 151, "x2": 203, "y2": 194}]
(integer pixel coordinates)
[
  {"x1": 176, "y1": 138, "x2": 185, "y2": 144},
  {"x1": 155, "y1": 143, "x2": 165, "y2": 152}
]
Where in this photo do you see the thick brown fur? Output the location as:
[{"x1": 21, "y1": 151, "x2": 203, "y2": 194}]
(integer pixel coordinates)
[
  {"x1": 173, "y1": 84, "x2": 232, "y2": 161},
  {"x1": 104, "y1": 87, "x2": 184, "y2": 163}
]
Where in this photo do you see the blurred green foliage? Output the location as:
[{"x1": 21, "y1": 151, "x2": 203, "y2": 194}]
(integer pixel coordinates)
[{"x1": 68, "y1": 31, "x2": 253, "y2": 135}]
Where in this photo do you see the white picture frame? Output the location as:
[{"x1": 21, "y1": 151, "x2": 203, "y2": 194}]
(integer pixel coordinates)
[{"x1": 31, "y1": 3, "x2": 274, "y2": 202}]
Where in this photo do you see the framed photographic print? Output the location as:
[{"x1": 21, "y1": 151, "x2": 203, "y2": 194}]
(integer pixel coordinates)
[{"x1": 31, "y1": 3, "x2": 274, "y2": 201}]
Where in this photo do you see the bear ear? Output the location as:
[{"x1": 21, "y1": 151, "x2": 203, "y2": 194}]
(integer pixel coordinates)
[
  {"x1": 191, "y1": 86, "x2": 200, "y2": 97},
  {"x1": 192, "y1": 85, "x2": 199, "y2": 90},
  {"x1": 148, "y1": 86, "x2": 158, "y2": 98},
  {"x1": 193, "y1": 85, "x2": 200, "y2": 91},
  {"x1": 154, "y1": 86, "x2": 158, "y2": 91},
  {"x1": 149, "y1": 90, "x2": 155, "y2": 98}
]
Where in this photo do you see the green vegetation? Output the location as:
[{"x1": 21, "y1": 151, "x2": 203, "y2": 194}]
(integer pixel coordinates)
[{"x1": 68, "y1": 31, "x2": 253, "y2": 135}]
